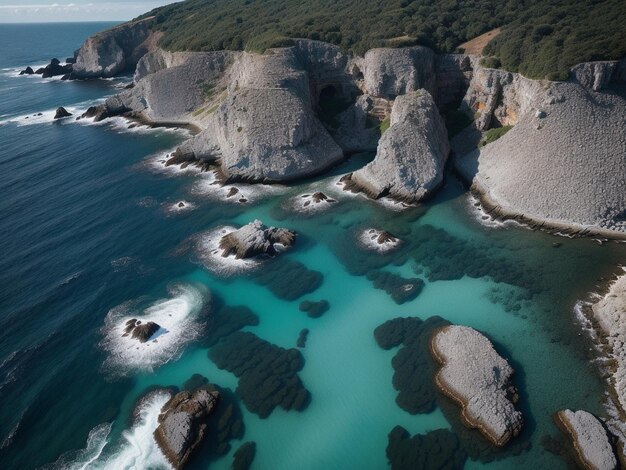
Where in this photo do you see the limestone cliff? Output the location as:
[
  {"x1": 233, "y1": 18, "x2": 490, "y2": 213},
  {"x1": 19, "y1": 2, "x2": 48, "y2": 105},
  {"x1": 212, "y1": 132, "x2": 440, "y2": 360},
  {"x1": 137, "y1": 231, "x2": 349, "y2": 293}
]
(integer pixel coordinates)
[
  {"x1": 348, "y1": 91, "x2": 449, "y2": 202},
  {"x1": 72, "y1": 18, "x2": 155, "y2": 79}
]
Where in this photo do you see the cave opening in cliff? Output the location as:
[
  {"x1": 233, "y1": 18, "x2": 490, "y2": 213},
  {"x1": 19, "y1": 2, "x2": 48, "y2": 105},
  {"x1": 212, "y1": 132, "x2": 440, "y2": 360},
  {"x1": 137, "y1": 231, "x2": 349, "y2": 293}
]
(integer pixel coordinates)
[{"x1": 317, "y1": 85, "x2": 353, "y2": 130}]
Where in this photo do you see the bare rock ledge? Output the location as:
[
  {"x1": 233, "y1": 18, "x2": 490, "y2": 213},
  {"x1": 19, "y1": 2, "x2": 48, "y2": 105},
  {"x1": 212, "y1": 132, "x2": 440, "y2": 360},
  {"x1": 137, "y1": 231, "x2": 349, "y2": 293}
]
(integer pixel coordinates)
[
  {"x1": 554, "y1": 409, "x2": 618, "y2": 470},
  {"x1": 218, "y1": 220, "x2": 296, "y2": 259},
  {"x1": 430, "y1": 325, "x2": 523, "y2": 447}
]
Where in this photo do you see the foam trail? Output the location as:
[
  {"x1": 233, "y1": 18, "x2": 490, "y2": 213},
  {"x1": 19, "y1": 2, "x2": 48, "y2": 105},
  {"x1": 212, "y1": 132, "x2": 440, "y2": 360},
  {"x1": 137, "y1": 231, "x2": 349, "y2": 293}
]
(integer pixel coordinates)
[
  {"x1": 101, "y1": 284, "x2": 208, "y2": 376},
  {"x1": 44, "y1": 423, "x2": 112, "y2": 470}
]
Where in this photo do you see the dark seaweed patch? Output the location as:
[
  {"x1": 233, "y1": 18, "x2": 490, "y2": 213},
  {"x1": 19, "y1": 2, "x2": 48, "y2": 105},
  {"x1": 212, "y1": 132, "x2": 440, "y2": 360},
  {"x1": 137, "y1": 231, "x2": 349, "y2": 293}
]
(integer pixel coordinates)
[
  {"x1": 386, "y1": 425, "x2": 467, "y2": 470},
  {"x1": 208, "y1": 331, "x2": 310, "y2": 418},
  {"x1": 299, "y1": 299, "x2": 330, "y2": 318},
  {"x1": 231, "y1": 441, "x2": 256, "y2": 470},
  {"x1": 252, "y1": 259, "x2": 323, "y2": 300},
  {"x1": 367, "y1": 270, "x2": 424, "y2": 304}
]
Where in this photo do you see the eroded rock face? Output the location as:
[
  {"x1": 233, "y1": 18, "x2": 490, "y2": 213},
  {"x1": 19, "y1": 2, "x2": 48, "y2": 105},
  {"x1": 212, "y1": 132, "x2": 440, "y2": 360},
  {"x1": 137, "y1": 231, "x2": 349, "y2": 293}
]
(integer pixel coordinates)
[
  {"x1": 570, "y1": 61, "x2": 619, "y2": 92},
  {"x1": 358, "y1": 46, "x2": 435, "y2": 99},
  {"x1": 72, "y1": 18, "x2": 155, "y2": 78},
  {"x1": 430, "y1": 325, "x2": 523, "y2": 447},
  {"x1": 455, "y1": 71, "x2": 626, "y2": 235},
  {"x1": 554, "y1": 409, "x2": 617, "y2": 470},
  {"x1": 348, "y1": 90, "x2": 449, "y2": 202},
  {"x1": 154, "y1": 388, "x2": 220, "y2": 469},
  {"x1": 218, "y1": 220, "x2": 296, "y2": 259}
]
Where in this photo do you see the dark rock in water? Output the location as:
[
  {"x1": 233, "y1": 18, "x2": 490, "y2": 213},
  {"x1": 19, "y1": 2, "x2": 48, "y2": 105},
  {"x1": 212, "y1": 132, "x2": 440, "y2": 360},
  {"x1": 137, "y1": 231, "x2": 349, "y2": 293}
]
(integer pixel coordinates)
[
  {"x1": 40, "y1": 58, "x2": 72, "y2": 78},
  {"x1": 299, "y1": 300, "x2": 330, "y2": 318},
  {"x1": 311, "y1": 192, "x2": 331, "y2": 203},
  {"x1": 124, "y1": 320, "x2": 160, "y2": 343},
  {"x1": 82, "y1": 105, "x2": 110, "y2": 122},
  {"x1": 166, "y1": 147, "x2": 197, "y2": 167},
  {"x1": 65, "y1": 57, "x2": 76, "y2": 64},
  {"x1": 252, "y1": 258, "x2": 323, "y2": 300},
  {"x1": 232, "y1": 442, "x2": 256, "y2": 470},
  {"x1": 208, "y1": 331, "x2": 310, "y2": 418},
  {"x1": 154, "y1": 388, "x2": 220, "y2": 469},
  {"x1": 181, "y1": 376, "x2": 245, "y2": 459},
  {"x1": 366, "y1": 270, "x2": 424, "y2": 304},
  {"x1": 54, "y1": 107, "x2": 72, "y2": 119},
  {"x1": 386, "y1": 425, "x2": 467, "y2": 470},
  {"x1": 60, "y1": 74, "x2": 71, "y2": 81},
  {"x1": 377, "y1": 230, "x2": 398, "y2": 245},
  {"x1": 226, "y1": 187, "x2": 239, "y2": 198},
  {"x1": 19, "y1": 66, "x2": 34, "y2": 75},
  {"x1": 178, "y1": 202, "x2": 185, "y2": 208},
  {"x1": 297, "y1": 329, "x2": 309, "y2": 348},
  {"x1": 36, "y1": 113, "x2": 42, "y2": 116},
  {"x1": 219, "y1": 220, "x2": 296, "y2": 259},
  {"x1": 34, "y1": 67, "x2": 45, "y2": 74}
]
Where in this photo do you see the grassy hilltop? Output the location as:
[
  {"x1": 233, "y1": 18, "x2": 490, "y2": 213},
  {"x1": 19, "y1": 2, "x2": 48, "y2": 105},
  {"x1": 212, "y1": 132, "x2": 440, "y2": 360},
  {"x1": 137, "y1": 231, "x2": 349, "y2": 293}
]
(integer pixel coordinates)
[{"x1": 139, "y1": 0, "x2": 626, "y2": 80}]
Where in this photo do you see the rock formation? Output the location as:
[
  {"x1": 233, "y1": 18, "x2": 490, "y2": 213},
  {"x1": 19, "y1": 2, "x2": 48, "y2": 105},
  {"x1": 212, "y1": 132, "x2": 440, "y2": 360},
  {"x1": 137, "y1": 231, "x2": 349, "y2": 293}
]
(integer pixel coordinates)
[
  {"x1": 359, "y1": 229, "x2": 402, "y2": 253},
  {"x1": 123, "y1": 319, "x2": 160, "y2": 343},
  {"x1": 346, "y1": 90, "x2": 449, "y2": 202},
  {"x1": 454, "y1": 67, "x2": 626, "y2": 236},
  {"x1": 72, "y1": 18, "x2": 155, "y2": 79},
  {"x1": 591, "y1": 274, "x2": 626, "y2": 415},
  {"x1": 430, "y1": 325, "x2": 523, "y2": 447},
  {"x1": 53, "y1": 107, "x2": 72, "y2": 119},
  {"x1": 231, "y1": 442, "x2": 256, "y2": 470},
  {"x1": 554, "y1": 409, "x2": 618, "y2": 470},
  {"x1": 154, "y1": 388, "x2": 220, "y2": 469},
  {"x1": 299, "y1": 299, "x2": 329, "y2": 318},
  {"x1": 218, "y1": 220, "x2": 296, "y2": 259},
  {"x1": 19, "y1": 66, "x2": 34, "y2": 75}
]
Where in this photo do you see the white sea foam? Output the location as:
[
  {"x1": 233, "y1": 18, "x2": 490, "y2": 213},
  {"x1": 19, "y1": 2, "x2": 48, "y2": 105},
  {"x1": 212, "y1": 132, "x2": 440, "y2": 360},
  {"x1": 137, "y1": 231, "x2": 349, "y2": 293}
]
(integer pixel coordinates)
[
  {"x1": 334, "y1": 177, "x2": 415, "y2": 212},
  {"x1": 100, "y1": 284, "x2": 208, "y2": 376},
  {"x1": 165, "y1": 200, "x2": 197, "y2": 214},
  {"x1": 191, "y1": 173, "x2": 286, "y2": 205},
  {"x1": 45, "y1": 392, "x2": 172, "y2": 470},
  {"x1": 144, "y1": 150, "x2": 208, "y2": 177},
  {"x1": 194, "y1": 226, "x2": 260, "y2": 276}
]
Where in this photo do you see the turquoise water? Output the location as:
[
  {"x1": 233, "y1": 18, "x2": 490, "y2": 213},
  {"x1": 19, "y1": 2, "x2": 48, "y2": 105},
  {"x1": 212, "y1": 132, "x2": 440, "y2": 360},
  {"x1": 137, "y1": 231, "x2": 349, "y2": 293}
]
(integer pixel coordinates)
[{"x1": 1, "y1": 22, "x2": 625, "y2": 470}]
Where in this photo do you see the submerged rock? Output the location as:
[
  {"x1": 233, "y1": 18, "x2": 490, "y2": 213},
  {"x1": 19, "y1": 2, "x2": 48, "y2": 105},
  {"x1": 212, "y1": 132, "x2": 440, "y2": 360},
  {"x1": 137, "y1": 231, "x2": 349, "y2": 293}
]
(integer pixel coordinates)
[
  {"x1": 154, "y1": 388, "x2": 220, "y2": 469},
  {"x1": 554, "y1": 409, "x2": 618, "y2": 470},
  {"x1": 232, "y1": 442, "x2": 256, "y2": 470},
  {"x1": 386, "y1": 425, "x2": 467, "y2": 470},
  {"x1": 208, "y1": 331, "x2": 309, "y2": 418},
  {"x1": 296, "y1": 328, "x2": 309, "y2": 348},
  {"x1": 347, "y1": 90, "x2": 449, "y2": 203},
  {"x1": 299, "y1": 300, "x2": 330, "y2": 318},
  {"x1": 218, "y1": 220, "x2": 296, "y2": 259},
  {"x1": 430, "y1": 325, "x2": 523, "y2": 447},
  {"x1": 54, "y1": 107, "x2": 72, "y2": 119},
  {"x1": 367, "y1": 270, "x2": 424, "y2": 304}
]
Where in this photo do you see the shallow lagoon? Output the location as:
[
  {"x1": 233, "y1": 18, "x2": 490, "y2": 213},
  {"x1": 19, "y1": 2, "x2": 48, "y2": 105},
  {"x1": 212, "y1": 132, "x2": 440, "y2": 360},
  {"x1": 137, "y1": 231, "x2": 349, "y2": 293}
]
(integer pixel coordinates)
[{"x1": 1, "y1": 22, "x2": 625, "y2": 470}]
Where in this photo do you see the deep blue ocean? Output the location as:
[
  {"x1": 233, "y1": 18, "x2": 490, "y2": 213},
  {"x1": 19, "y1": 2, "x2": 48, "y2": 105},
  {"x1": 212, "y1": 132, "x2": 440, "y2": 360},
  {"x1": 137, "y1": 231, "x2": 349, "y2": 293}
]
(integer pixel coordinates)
[{"x1": 1, "y1": 22, "x2": 625, "y2": 470}]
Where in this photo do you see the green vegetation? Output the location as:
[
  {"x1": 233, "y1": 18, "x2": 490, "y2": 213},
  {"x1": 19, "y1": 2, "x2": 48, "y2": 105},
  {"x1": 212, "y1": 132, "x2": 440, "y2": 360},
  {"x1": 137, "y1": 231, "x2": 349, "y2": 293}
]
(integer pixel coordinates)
[
  {"x1": 479, "y1": 56, "x2": 501, "y2": 69},
  {"x1": 379, "y1": 117, "x2": 391, "y2": 134},
  {"x1": 139, "y1": 0, "x2": 625, "y2": 79},
  {"x1": 479, "y1": 125, "x2": 512, "y2": 147}
]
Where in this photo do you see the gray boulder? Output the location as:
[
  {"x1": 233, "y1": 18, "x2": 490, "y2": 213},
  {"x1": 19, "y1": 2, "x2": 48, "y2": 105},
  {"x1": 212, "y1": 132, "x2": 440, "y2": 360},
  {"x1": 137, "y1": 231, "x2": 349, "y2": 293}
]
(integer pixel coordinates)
[
  {"x1": 72, "y1": 17, "x2": 154, "y2": 78},
  {"x1": 347, "y1": 90, "x2": 449, "y2": 202},
  {"x1": 554, "y1": 409, "x2": 617, "y2": 470},
  {"x1": 219, "y1": 220, "x2": 296, "y2": 259},
  {"x1": 154, "y1": 388, "x2": 220, "y2": 469},
  {"x1": 430, "y1": 325, "x2": 523, "y2": 447}
]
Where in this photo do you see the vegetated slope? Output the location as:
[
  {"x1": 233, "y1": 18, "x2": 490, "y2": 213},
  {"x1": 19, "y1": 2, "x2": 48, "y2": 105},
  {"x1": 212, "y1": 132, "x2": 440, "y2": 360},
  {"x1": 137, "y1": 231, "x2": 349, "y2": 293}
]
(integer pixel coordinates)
[{"x1": 139, "y1": 0, "x2": 626, "y2": 79}]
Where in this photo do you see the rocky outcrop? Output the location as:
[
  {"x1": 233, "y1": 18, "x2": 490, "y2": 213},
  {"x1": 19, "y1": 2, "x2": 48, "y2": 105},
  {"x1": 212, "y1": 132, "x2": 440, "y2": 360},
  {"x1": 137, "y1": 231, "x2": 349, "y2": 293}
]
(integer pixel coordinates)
[
  {"x1": 72, "y1": 18, "x2": 155, "y2": 79},
  {"x1": 53, "y1": 107, "x2": 72, "y2": 119},
  {"x1": 299, "y1": 299, "x2": 330, "y2": 318},
  {"x1": 554, "y1": 409, "x2": 618, "y2": 470},
  {"x1": 455, "y1": 71, "x2": 626, "y2": 236},
  {"x1": 357, "y1": 46, "x2": 435, "y2": 98},
  {"x1": 570, "y1": 61, "x2": 619, "y2": 92},
  {"x1": 435, "y1": 54, "x2": 477, "y2": 107},
  {"x1": 180, "y1": 47, "x2": 344, "y2": 182},
  {"x1": 123, "y1": 319, "x2": 160, "y2": 343},
  {"x1": 154, "y1": 388, "x2": 220, "y2": 469},
  {"x1": 591, "y1": 274, "x2": 626, "y2": 415},
  {"x1": 218, "y1": 220, "x2": 296, "y2": 259},
  {"x1": 346, "y1": 90, "x2": 449, "y2": 202},
  {"x1": 358, "y1": 229, "x2": 402, "y2": 253},
  {"x1": 430, "y1": 325, "x2": 523, "y2": 447},
  {"x1": 19, "y1": 66, "x2": 34, "y2": 75}
]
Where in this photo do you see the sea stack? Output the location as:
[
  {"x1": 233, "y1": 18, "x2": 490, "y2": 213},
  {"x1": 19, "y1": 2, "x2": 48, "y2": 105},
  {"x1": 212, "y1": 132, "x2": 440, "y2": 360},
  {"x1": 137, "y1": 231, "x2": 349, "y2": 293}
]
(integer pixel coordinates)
[
  {"x1": 430, "y1": 325, "x2": 523, "y2": 447},
  {"x1": 218, "y1": 220, "x2": 296, "y2": 259}
]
